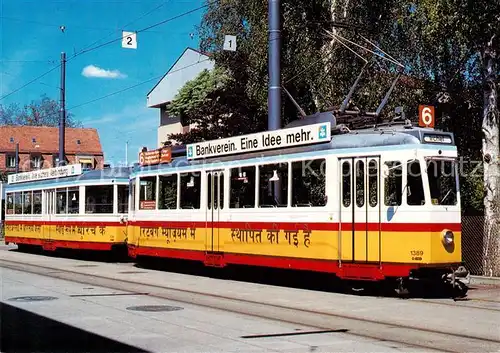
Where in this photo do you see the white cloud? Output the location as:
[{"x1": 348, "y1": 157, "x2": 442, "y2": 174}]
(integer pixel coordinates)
[{"x1": 82, "y1": 65, "x2": 127, "y2": 79}]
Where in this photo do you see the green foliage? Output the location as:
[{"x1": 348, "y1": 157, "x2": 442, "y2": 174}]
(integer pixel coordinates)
[
  {"x1": 167, "y1": 66, "x2": 266, "y2": 144},
  {"x1": 169, "y1": 0, "x2": 499, "y2": 213},
  {"x1": 0, "y1": 94, "x2": 81, "y2": 127}
]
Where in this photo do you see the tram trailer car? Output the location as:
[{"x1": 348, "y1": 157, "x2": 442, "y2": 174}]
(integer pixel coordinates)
[
  {"x1": 127, "y1": 113, "x2": 470, "y2": 296},
  {"x1": 4, "y1": 165, "x2": 130, "y2": 253}
]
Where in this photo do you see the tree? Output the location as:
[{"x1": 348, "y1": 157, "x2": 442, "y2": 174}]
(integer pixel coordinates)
[
  {"x1": 174, "y1": 0, "x2": 497, "y2": 273},
  {"x1": 394, "y1": 0, "x2": 500, "y2": 275},
  {"x1": 0, "y1": 94, "x2": 81, "y2": 127},
  {"x1": 197, "y1": 0, "x2": 334, "y2": 123},
  {"x1": 167, "y1": 67, "x2": 266, "y2": 144}
]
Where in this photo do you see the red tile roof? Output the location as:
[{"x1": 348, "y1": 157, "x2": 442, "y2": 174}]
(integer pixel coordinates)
[{"x1": 0, "y1": 126, "x2": 103, "y2": 155}]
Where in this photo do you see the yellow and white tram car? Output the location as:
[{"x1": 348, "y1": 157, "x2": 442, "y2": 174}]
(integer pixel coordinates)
[
  {"x1": 127, "y1": 113, "x2": 469, "y2": 294},
  {"x1": 4, "y1": 165, "x2": 130, "y2": 252}
]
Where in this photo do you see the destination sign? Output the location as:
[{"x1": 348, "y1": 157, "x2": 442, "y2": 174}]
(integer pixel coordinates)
[
  {"x1": 186, "y1": 122, "x2": 331, "y2": 160},
  {"x1": 139, "y1": 147, "x2": 172, "y2": 166},
  {"x1": 423, "y1": 134, "x2": 453, "y2": 144},
  {"x1": 7, "y1": 164, "x2": 83, "y2": 184}
]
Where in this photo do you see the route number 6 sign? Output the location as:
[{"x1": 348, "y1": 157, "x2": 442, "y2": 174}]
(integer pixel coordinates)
[{"x1": 419, "y1": 105, "x2": 435, "y2": 128}]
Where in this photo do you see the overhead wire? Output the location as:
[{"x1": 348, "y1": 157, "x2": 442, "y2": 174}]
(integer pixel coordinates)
[
  {"x1": 0, "y1": 1, "x2": 213, "y2": 101},
  {"x1": 5, "y1": 58, "x2": 211, "y2": 123},
  {"x1": 67, "y1": 1, "x2": 214, "y2": 62},
  {"x1": 0, "y1": 64, "x2": 61, "y2": 101},
  {"x1": 68, "y1": 58, "x2": 211, "y2": 110},
  {"x1": 74, "y1": 1, "x2": 169, "y2": 55},
  {"x1": 0, "y1": 16, "x2": 154, "y2": 32}
]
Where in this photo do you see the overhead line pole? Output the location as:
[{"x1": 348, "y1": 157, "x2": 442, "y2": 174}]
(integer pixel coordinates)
[
  {"x1": 268, "y1": 0, "x2": 282, "y2": 205},
  {"x1": 268, "y1": 0, "x2": 281, "y2": 131},
  {"x1": 59, "y1": 52, "x2": 66, "y2": 167}
]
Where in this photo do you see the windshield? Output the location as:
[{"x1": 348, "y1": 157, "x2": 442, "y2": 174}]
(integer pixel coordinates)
[{"x1": 426, "y1": 158, "x2": 458, "y2": 206}]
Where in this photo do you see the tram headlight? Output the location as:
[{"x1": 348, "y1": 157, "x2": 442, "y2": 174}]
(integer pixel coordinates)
[{"x1": 442, "y1": 230, "x2": 454, "y2": 245}]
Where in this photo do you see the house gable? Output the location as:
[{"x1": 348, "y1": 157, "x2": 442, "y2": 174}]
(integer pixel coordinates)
[{"x1": 146, "y1": 47, "x2": 215, "y2": 108}]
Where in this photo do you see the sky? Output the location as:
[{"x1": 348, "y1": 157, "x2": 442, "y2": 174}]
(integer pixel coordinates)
[{"x1": 0, "y1": 0, "x2": 206, "y2": 166}]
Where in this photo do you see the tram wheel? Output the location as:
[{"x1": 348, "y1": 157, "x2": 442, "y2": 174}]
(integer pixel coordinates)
[
  {"x1": 394, "y1": 277, "x2": 410, "y2": 298},
  {"x1": 452, "y1": 280, "x2": 469, "y2": 299}
]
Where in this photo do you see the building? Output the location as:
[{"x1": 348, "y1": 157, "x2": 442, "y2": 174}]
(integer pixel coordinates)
[
  {"x1": 147, "y1": 47, "x2": 215, "y2": 147},
  {"x1": 0, "y1": 126, "x2": 104, "y2": 173}
]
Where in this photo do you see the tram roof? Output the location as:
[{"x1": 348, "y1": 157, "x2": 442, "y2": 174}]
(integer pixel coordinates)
[
  {"x1": 5, "y1": 167, "x2": 131, "y2": 191},
  {"x1": 132, "y1": 122, "x2": 456, "y2": 174}
]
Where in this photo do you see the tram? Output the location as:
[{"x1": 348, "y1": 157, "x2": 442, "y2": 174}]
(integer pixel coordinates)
[
  {"x1": 3, "y1": 165, "x2": 130, "y2": 252},
  {"x1": 127, "y1": 112, "x2": 469, "y2": 296}
]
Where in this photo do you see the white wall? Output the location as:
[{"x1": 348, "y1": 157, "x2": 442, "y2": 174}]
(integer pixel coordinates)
[
  {"x1": 147, "y1": 48, "x2": 215, "y2": 108},
  {"x1": 157, "y1": 118, "x2": 184, "y2": 147}
]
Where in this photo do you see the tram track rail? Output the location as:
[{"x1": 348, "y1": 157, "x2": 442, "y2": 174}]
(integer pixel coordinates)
[
  {"x1": 409, "y1": 297, "x2": 500, "y2": 312},
  {"x1": 1, "y1": 258, "x2": 499, "y2": 353}
]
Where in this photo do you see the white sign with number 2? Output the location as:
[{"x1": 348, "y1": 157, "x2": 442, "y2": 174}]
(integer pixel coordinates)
[{"x1": 122, "y1": 31, "x2": 137, "y2": 49}]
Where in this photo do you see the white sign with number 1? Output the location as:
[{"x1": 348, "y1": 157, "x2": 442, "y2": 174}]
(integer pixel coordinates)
[
  {"x1": 223, "y1": 35, "x2": 237, "y2": 51},
  {"x1": 122, "y1": 31, "x2": 137, "y2": 49}
]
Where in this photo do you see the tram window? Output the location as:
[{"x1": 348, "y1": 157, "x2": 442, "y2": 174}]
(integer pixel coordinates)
[
  {"x1": 427, "y1": 159, "x2": 458, "y2": 206},
  {"x1": 180, "y1": 172, "x2": 201, "y2": 209},
  {"x1": 259, "y1": 162, "x2": 288, "y2": 208},
  {"x1": 158, "y1": 174, "x2": 177, "y2": 210},
  {"x1": 219, "y1": 172, "x2": 224, "y2": 209},
  {"x1": 342, "y1": 162, "x2": 351, "y2": 207},
  {"x1": 33, "y1": 191, "x2": 42, "y2": 214},
  {"x1": 368, "y1": 160, "x2": 378, "y2": 207},
  {"x1": 6, "y1": 193, "x2": 14, "y2": 215},
  {"x1": 384, "y1": 161, "x2": 402, "y2": 206},
  {"x1": 85, "y1": 185, "x2": 113, "y2": 213},
  {"x1": 407, "y1": 160, "x2": 425, "y2": 206},
  {"x1": 291, "y1": 159, "x2": 326, "y2": 207},
  {"x1": 356, "y1": 160, "x2": 365, "y2": 207},
  {"x1": 139, "y1": 176, "x2": 156, "y2": 210},
  {"x1": 23, "y1": 191, "x2": 32, "y2": 214},
  {"x1": 130, "y1": 179, "x2": 136, "y2": 211},
  {"x1": 207, "y1": 172, "x2": 222, "y2": 210},
  {"x1": 14, "y1": 192, "x2": 22, "y2": 214},
  {"x1": 207, "y1": 173, "x2": 212, "y2": 210},
  {"x1": 230, "y1": 166, "x2": 256, "y2": 209},
  {"x1": 56, "y1": 188, "x2": 67, "y2": 214},
  {"x1": 67, "y1": 187, "x2": 79, "y2": 214},
  {"x1": 118, "y1": 185, "x2": 129, "y2": 213}
]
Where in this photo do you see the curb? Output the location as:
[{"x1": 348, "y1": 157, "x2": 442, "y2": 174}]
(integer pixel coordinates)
[{"x1": 469, "y1": 275, "x2": 500, "y2": 286}]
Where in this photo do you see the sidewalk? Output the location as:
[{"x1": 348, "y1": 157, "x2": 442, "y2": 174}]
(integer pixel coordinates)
[{"x1": 470, "y1": 275, "x2": 500, "y2": 286}]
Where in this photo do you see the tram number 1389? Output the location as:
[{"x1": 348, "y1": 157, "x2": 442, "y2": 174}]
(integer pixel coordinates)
[{"x1": 410, "y1": 250, "x2": 424, "y2": 261}]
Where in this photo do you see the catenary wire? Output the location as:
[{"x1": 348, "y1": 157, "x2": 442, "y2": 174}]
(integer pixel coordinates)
[
  {"x1": 67, "y1": 1, "x2": 214, "y2": 62},
  {"x1": 0, "y1": 1, "x2": 213, "y2": 101},
  {"x1": 0, "y1": 64, "x2": 61, "y2": 101},
  {"x1": 68, "y1": 58, "x2": 211, "y2": 110},
  {"x1": 74, "y1": 1, "x2": 169, "y2": 55}
]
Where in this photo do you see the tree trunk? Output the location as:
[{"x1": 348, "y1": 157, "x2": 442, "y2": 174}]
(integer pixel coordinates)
[
  {"x1": 481, "y1": 35, "x2": 500, "y2": 276},
  {"x1": 315, "y1": 0, "x2": 341, "y2": 109}
]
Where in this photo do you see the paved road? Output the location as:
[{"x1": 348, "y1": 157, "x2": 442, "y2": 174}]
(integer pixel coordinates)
[
  {"x1": 1, "y1": 246, "x2": 499, "y2": 352},
  {"x1": 1, "y1": 266, "x2": 432, "y2": 353}
]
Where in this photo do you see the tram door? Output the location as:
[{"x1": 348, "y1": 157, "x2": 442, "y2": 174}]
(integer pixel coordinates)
[
  {"x1": 206, "y1": 171, "x2": 224, "y2": 252},
  {"x1": 339, "y1": 157, "x2": 381, "y2": 263},
  {"x1": 44, "y1": 189, "x2": 56, "y2": 241}
]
